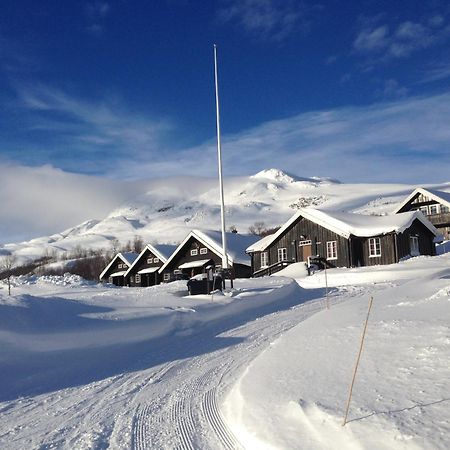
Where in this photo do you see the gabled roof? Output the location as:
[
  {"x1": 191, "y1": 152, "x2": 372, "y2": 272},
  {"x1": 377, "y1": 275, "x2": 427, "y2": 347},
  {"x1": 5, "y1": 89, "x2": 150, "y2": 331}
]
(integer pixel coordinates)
[
  {"x1": 246, "y1": 208, "x2": 440, "y2": 253},
  {"x1": 395, "y1": 187, "x2": 450, "y2": 213},
  {"x1": 124, "y1": 243, "x2": 177, "y2": 277},
  {"x1": 158, "y1": 229, "x2": 259, "y2": 273},
  {"x1": 99, "y1": 251, "x2": 138, "y2": 280}
]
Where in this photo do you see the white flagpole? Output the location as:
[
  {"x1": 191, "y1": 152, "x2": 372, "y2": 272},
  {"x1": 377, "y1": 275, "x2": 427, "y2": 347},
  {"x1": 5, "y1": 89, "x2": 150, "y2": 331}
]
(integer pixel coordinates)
[{"x1": 213, "y1": 44, "x2": 229, "y2": 270}]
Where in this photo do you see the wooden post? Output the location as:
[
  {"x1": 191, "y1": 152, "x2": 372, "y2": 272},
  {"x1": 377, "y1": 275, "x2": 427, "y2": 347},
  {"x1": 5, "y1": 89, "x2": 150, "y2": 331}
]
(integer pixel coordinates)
[
  {"x1": 324, "y1": 261, "x2": 329, "y2": 309},
  {"x1": 342, "y1": 296, "x2": 374, "y2": 426}
]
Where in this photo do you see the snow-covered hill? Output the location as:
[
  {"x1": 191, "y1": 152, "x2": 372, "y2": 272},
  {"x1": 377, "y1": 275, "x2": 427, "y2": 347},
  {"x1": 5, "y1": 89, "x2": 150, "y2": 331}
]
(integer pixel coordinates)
[{"x1": 4, "y1": 169, "x2": 450, "y2": 264}]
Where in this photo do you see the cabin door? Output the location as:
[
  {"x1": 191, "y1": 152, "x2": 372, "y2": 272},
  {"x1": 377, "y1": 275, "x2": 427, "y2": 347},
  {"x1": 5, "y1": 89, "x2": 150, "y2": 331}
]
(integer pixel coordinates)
[{"x1": 299, "y1": 240, "x2": 312, "y2": 262}]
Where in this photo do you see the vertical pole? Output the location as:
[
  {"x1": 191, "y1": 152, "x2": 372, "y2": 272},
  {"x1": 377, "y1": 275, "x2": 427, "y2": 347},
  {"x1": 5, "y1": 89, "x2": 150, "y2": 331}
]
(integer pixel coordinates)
[
  {"x1": 213, "y1": 44, "x2": 229, "y2": 271},
  {"x1": 342, "y1": 296, "x2": 374, "y2": 426}
]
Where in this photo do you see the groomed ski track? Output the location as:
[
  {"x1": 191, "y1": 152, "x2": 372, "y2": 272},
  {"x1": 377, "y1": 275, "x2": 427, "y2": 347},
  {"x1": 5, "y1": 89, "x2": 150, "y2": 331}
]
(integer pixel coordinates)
[{"x1": 0, "y1": 281, "x2": 351, "y2": 449}]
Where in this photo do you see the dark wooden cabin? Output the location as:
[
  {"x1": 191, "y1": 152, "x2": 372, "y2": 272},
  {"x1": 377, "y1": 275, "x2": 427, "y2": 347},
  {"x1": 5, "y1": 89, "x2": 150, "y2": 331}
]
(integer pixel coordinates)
[
  {"x1": 158, "y1": 229, "x2": 258, "y2": 282},
  {"x1": 247, "y1": 208, "x2": 439, "y2": 277},
  {"x1": 125, "y1": 244, "x2": 176, "y2": 287},
  {"x1": 99, "y1": 252, "x2": 138, "y2": 286},
  {"x1": 395, "y1": 187, "x2": 450, "y2": 239}
]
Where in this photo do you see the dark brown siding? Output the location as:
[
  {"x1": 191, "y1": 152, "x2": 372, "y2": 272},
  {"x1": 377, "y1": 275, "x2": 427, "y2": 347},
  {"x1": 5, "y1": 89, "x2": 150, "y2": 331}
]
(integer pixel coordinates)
[
  {"x1": 359, "y1": 234, "x2": 397, "y2": 266},
  {"x1": 396, "y1": 219, "x2": 436, "y2": 259},
  {"x1": 161, "y1": 237, "x2": 221, "y2": 280},
  {"x1": 100, "y1": 258, "x2": 130, "y2": 286},
  {"x1": 252, "y1": 216, "x2": 351, "y2": 273},
  {"x1": 128, "y1": 248, "x2": 163, "y2": 287}
]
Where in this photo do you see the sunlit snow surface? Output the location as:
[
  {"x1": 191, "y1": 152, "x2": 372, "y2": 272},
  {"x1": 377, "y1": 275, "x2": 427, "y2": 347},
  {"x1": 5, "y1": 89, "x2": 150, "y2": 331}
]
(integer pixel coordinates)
[{"x1": 0, "y1": 254, "x2": 449, "y2": 449}]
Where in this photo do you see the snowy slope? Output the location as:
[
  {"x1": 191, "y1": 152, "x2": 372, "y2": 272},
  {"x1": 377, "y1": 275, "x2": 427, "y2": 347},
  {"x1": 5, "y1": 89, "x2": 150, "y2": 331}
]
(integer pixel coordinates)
[
  {"x1": 4, "y1": 169, "x2": 450, "y2": 266},
  {"x1": 223, "y1": 255, "x2": 450, "y2": 450}
]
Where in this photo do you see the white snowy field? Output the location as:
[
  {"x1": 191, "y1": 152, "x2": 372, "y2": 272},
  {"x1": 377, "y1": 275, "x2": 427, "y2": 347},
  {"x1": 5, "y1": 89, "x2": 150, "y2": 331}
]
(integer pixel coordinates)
[
  {"x1": 0, "y1": 254, "x2": 449, "y2": 449},
  {"x1": 224, "y1": 255, "x2": 450, "y2": 450}
]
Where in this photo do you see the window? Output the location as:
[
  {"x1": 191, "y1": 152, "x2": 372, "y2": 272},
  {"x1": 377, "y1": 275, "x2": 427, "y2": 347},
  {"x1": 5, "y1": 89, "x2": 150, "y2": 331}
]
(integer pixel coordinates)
[
  {"x1": 130, "y1": 276, "x2": 134, "y2": 283},
  {"x1": 190, "y1": 249, "x2": 198, "y2": 256},
  {"x1": 326, "y1": 241, "x2": 337, "y2": 260},
  {"x1": 135, "y1": 274, "x2": 141, "y2": 283},
  {"x1": 419, "y1": 206, "x2": 428, "y2": 215},
  {"x1": 369, "y1": 237, "x2": 381, "y2": 257},
  {"x1": 163, "y1": 273, "x2": 171, "y2": 281},
  {"x1": 299, "y1": 240, "x2": 312, "y2": 246},
  {"x1": 200, "y1": 247, "x2": 207, "y2": 255},
  {"x1": 429, "y1": 204, "x2": 439, "y2": 215},
  {"x1": 410, "y1": 236, "x2": 419, "y2": 256},
  {"x1": 147, "y1": 257, "x2": 153, "y2": 264},
  {"x1": 153, "y1": 257, "x2": 159, "y2": 263},
  {"x1": 261, "y1": 252, "x2": 269, "y2": 267},
  {"x1": 277, "y1": 248, "x2": 287, "y2": 262},
  {"x1": 441, "y1": 205, "x2": 450, "y2": 213}
]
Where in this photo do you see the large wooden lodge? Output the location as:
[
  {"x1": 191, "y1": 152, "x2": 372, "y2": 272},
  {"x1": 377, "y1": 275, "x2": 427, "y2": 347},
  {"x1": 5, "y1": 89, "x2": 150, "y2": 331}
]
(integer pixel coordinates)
[{"x1": 246, "y1": 208, "x2": 440, "y2": 277}]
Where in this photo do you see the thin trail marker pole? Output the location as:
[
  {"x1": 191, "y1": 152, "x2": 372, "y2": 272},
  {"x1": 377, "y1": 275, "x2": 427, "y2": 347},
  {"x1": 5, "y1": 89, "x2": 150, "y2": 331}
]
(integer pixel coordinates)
[
  {"x1": 342, "y1": 296, "x2": 374, "y2": 426},
  {"x1": 324, "y1": 262, "x2": 329, "y2": 309}
]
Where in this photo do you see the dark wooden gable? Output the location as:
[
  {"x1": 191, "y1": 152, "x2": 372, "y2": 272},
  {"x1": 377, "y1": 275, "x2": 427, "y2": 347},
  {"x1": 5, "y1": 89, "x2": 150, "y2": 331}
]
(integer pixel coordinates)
[
  {"x1": 102, "y1": 256, "x2": 129, "y2": 279},
  {"x1": 162, "y1": 236, "x2": 219, "y2": 274},
  {"x1": 252, "y1": 215, "x2": 350, "y2": 273},
  {"x1": 128, "y1": 247, "x2": 163, "y2": 275}
]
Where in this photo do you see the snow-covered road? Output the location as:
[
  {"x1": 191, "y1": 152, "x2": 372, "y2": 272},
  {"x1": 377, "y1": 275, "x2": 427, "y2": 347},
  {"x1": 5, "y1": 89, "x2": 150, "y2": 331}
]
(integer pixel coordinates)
[{"x1": 0, "y1": 276, "x2": 332, "y2": 449}]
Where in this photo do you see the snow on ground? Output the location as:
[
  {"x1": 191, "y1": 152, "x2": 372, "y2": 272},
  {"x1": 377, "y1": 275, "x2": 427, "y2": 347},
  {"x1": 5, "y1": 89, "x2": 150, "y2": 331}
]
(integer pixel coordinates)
[
  {"x1": 224, "y1": 254, "x2": 450, "y2": 450},
  {"x1": 1, "y1": 253, "x2": 449, "y2": 449}
]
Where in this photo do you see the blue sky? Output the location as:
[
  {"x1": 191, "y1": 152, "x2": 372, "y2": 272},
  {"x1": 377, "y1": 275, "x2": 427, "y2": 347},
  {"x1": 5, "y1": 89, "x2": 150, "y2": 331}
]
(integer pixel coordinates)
[{"x1": 1, "y1": 0, "x2": 450, "y2": 183}]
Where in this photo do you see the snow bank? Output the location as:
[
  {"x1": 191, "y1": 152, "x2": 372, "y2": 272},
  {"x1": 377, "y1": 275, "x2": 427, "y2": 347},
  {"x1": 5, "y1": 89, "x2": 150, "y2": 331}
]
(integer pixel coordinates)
[{"x1": 223, "y1": 255, "x2": 450, "y2": 449}]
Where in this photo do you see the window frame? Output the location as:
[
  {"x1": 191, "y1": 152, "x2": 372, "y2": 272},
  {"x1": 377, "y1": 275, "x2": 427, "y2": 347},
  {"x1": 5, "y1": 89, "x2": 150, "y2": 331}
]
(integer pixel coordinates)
[
  {"x1": 135, "y1": 274, "x2": 141, "y2": 284},
  {"x1": 369, "y1": 237, "x2": 382, "y2": 257},
  {"x1": 163, "y1": 272, "x2": 171, "y2": 281},
  {"x1": 147, "y1": 257, "x2": 153, "y2": 264},
  {"x1": 260, "y1": 251, "x2": 269, "y2": 268},
  {"x1": 199, "y1": 247, "x2": 208, "y2": 255},
  {"x1": 190, "y1": 249, "x2": 198, "y2": 256},
  {"x1": 153, "y1": 257, "x2": 159, "y2": 263},
  {"x1": 326, "y1": 241, "x2": 338, "y2": 260},
  {"x1": 277, "y1": 247, "x2": 287, "y2": 262}
]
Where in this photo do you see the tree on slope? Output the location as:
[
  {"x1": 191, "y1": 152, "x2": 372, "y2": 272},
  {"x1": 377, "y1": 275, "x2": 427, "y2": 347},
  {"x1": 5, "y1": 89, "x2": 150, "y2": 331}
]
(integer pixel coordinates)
[{"x1": 1, "y1": 254, "x2": 16, "y2": 296}]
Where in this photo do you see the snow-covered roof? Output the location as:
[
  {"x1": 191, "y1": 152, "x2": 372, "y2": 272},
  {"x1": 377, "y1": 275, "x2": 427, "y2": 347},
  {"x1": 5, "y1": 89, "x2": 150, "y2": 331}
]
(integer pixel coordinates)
[
  {"x1": 124, "y1": 243, "x2": 177, "y2": 277},
  {"x1": 159, "y1": 229, "x2": 259, "y2": 273},
  {"x1": 395, "y1": 187, "x2": 450, "y2": 213},
  {"x1": 137, "y1": 267, "x2": 159, "y2": 274},
  {"x1": 178, "y1": 259, "x2": 211, "y2": 269},
  {"x1": 247, "y1": 208, "x2": 440, "y2": 252},
  {"x1": 99, "y1": 252, "x2": 138, "y2": 280},
  {"x1": 110, "y1": 271, "x2": 127, "y2": 277}
]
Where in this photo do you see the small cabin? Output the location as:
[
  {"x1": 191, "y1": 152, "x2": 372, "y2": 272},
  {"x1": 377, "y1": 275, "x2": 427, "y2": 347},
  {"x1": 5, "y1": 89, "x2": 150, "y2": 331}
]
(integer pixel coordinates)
[
  {"x1": 158, "y1": 229, "x2": 259, "y2": 282},
  {"x1": 124, "y1": 244, "x2": 177, "y2": 287},
  {"x1": 99, "y1": 252, "x2": 138, "y2": 286},
  {"x1": 247, "y1": 208, "x2": 439, "y2": 277},
  {"x1": 395, "y1": 187, "x2": 450, "y2": 239}
]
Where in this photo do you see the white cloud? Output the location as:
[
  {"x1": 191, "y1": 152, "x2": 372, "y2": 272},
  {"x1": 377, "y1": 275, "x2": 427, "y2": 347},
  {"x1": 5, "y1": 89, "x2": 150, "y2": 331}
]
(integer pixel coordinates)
[
  {"x1": 419, "y1": 62, "x2": 450, "y2": 83},
  {"x1": 0, "y1": 163, "x2": 140, "y2": 243},
  {"x1": 353, "y1": 15, "x2": 450, "y2": 60},
  {"x1": 217, "y1": 0, "x2": 308, "y2": 42},
  {"x1": 95, "y1": 91, "x2": 450, "y2": 191},
  {"x1": 85, "y1": 1, "x2": 111, "y2": 35}
]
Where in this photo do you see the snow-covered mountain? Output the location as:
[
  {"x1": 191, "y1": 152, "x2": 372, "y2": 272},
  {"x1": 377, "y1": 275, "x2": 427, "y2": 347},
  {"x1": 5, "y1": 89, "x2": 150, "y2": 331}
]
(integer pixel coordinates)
[{"x1": 4, "y1": 169, "x2": 450, "y2": 264}]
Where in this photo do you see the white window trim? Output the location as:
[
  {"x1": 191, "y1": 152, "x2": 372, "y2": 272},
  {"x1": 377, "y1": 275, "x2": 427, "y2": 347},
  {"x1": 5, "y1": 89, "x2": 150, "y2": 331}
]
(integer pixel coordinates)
[
  {"x1": 190, "y1": 249, "x2": 198, "y2": 256},
  {"x1": 135, "y1": 274, "x2": 141, "y2": 283},
  {"x1": 299, "y1": 240, "x2": 312, "y2": 246},
  {"x1": 163, "y1": 273, "x2": 171, "y2": 281},
  {"x1": 326, "y1": 241, "x2": 338, "y2": 260},
  {"x1": 261, "y1": 251, "x2": 269, "y2": 268},
  {"x1": 147, "y1": 257, "x2": 153, "y2": 264},
  {"x1": 200, "y1": 247, "x2": 207, "y2": 255},
  {"x1": 277, "y1": 247, "x2": 287, "y2": 262},
  {"x1": 369, "y1": 237, "x2": 382, "y2": 257},
  {"x1": 153, "y1": 257, "x2": 159, "y2": 263}
]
